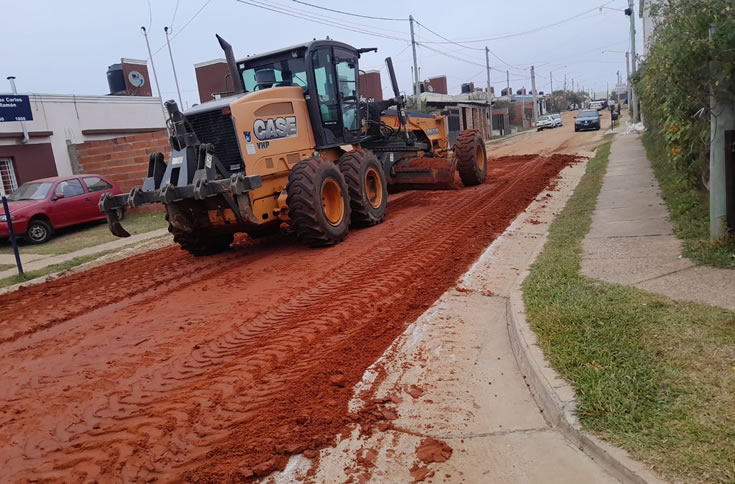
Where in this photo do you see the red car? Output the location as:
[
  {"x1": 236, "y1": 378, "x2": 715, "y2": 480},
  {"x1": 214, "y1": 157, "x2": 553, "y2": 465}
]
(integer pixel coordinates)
[{"x1": 0, "y1": 175, "x2": 123, "y2": 244}]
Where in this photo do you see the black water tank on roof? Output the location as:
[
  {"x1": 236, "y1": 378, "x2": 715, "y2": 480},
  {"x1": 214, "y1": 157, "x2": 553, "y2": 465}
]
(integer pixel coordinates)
[{"x1": 107, "y1": 64, "x2": 126, "y2": 94}]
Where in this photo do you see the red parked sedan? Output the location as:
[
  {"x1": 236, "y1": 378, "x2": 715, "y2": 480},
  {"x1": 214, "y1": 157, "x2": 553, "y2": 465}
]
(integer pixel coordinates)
[{"x1": 0, "y1": 175, "x2": 123, "y2": 244}]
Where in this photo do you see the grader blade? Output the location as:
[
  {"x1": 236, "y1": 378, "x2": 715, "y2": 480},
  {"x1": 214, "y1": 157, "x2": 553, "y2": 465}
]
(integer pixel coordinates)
[{"x1": 389, "y1": 156, "x2": 458, "y2": 190}]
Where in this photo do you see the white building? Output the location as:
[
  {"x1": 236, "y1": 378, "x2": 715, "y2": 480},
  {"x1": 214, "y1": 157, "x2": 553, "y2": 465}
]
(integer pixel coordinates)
[
  {"x1": 0, "y1": 94, "x2": 165, "y2": 194},
  {"x1": 640, "y1": 0, "x2": 655, "y2": 56}
]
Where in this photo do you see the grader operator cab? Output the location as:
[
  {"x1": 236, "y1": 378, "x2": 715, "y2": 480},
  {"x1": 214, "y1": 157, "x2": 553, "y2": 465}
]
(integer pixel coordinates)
[{"x1": 100, "y1": 35, "x2": 488, "y2": 255}]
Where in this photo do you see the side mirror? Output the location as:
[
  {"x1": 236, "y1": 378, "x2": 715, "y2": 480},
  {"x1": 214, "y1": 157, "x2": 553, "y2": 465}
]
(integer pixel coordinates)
[{"x1": 53, "y1": 193, "x2": 64, "y2": 201}]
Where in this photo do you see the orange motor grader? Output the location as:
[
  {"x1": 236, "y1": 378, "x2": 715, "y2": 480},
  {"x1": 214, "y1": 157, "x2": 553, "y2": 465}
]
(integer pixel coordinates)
[{"x1": 100, "y1": 35, "x2": 488, "y2": 255}]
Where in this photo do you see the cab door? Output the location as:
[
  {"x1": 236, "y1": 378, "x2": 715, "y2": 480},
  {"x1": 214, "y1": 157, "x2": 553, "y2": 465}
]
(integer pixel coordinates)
[
  {"x1": 311, "y1": 47, "x2": 341, "y2": 145},
  {"x1": 334, "y1": 48, "x2": 360, "y2": 143}
]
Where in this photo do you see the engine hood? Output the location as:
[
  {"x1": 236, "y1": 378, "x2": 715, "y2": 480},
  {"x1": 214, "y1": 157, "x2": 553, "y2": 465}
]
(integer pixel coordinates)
[
  {"x1": 3, "y1": 199, "x2": 44, "y2": 214},
  {"x1": 184, "y1": 94, "x2": 247, "y2": 116}
]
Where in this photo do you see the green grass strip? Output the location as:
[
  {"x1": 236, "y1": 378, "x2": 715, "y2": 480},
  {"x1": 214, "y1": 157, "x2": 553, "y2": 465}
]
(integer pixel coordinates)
[
  {"x1": 641, "y1": 133, "x2": 735, "y2": 268},
  {"x1": 523, "y1": 136, "x2": 735, "y2": 483}
]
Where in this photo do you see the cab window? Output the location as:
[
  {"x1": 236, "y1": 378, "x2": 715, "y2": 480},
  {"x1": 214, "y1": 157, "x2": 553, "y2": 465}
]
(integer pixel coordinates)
[
  {"x1": 241, "y1": 58, "x2": 308, "y2": 92},
  {"x1": 335, "y1": 49, "x2": 359, "y2": 134},
  {"x1": 311, "y1": 48, "x2": 340, "y2": 143}
]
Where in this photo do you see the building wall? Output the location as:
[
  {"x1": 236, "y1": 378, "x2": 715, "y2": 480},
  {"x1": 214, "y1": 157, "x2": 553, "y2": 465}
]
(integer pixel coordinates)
[
  {"x1": 120, "y1": 59, "x2": 153, "y2": 97},
  {"x1": 0, "y1": 143, "x2": 57, "y2": 188},
  {"x1": 425, "y1": 76, "x2": 448, "y2": 95},
  {"x1": 458, "y1": 105, "x2": 489, "y2": 139},
  {"x1": 194, "y1": 59, "x2": 231, "y2": 103},
  {"x1": 73, "y1": 130, "x2": 169, "y2": 195},
  {"x1": 509, "y1": 102, "x2": 534, "y2": 128},
  {"x1": 359, "y1": 71, "x2": 383, "y2": 102},
  {"x1": 0, "y1": 94, "x2": 166, "y2": 182},
  {"x1": 640, "y1": 0, "x2": 654, "y2": 55}
]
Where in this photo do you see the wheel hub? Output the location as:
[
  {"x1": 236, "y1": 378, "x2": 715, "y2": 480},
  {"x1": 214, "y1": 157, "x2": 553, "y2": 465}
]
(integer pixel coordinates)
[
  {"x1": 29, "y1": 225, "x2": 46, "y2": 241},
  {"x1": 475, "y1": 145, "x2": 486, "y2": 170},
  {"x1": 364, "y1": 167, "x2": 383, "y2": 209},
  {"x1": 321, "y1": 178, "x2": 345, "y2": 226}
]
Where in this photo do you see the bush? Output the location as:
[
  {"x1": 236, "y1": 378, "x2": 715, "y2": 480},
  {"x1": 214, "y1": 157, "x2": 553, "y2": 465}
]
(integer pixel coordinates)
[{"x1": 634, "y1": 0, "x2": 735, "y2": 187}]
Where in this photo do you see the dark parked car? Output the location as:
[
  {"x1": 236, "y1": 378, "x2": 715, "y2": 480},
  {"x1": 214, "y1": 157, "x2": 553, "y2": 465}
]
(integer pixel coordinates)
[
  {"x1": 0, "y1": 175, "x2": 123, "y2": 244},
  {"x1": 574, "y1": 110, "x2": 601, "y2": 132}
]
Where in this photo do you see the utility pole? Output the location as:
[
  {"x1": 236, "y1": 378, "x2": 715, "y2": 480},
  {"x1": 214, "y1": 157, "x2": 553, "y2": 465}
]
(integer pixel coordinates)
[
  {"x1": 709, "y1": 24, "x2": 735, "y2": 239},
  {"x1": 485, "y1": 47, "x2": 493, "y2": 137},
  {"x1": 164, "y1": 27, "x2": 183, "y2": 107},
  {"x1": 409, "y1": 15, "x2": 421, "y2": 110},
  {"x1": 627, "y1": 0, "x2": 638, "y2": 122},
  {"x1": 521, "y1": 93, "x2": 526, "y2": 128},
  {"x1": 625, "y1": 51, "x2": 632, "y2": 112},
  {"x1": 141, "y1": 26, "x2": 167, "y2": 123},
  {"x1": 530, "y1": 65, "x2": 538, "y2": 123},
  {"x1": 550, "y1": 72, "x2": 554, "y2": 112},
  {"x1": 506, "y1": 70, "x2": 510, "y2": 97},
  {"x1": 6, "y1": 77, "x2": 28, "y2": 144}
]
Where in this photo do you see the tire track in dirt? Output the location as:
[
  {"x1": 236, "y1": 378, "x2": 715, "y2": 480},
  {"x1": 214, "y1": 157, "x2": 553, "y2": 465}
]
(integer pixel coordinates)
[{"x1": 0, "y1": 154, "x2": 581, "y2": 482}]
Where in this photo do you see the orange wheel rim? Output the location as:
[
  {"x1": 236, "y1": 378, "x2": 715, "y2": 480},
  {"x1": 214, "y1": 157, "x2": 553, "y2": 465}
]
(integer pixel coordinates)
[
  {"x1": 364, "y1": 167, "x2": 383, "y2": 209},
  {"x1": 321, "y1": 177, "x2": 345, "y2": 226},
  {"x1": 475, "y1": 145, "x2": 485, "y2": 170}
]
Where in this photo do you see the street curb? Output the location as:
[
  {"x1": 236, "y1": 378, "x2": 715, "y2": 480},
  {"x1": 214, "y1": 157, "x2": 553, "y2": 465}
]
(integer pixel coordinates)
[
  {"x1": 0, "y1": 235, "x2": 172, "y2": 296},
  {"x1": 506, "y1": 238, "x2": 667, "y2": 484}
]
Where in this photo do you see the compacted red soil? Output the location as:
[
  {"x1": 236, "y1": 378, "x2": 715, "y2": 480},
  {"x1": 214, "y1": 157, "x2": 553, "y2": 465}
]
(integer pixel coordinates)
[{"x1": 0, "y1": 153, "x2": 580, "y2": 482}]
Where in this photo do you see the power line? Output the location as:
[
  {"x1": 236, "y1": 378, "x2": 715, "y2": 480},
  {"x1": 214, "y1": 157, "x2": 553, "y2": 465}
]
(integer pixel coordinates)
[
  {"x1": 279, "y1": 0, "x2": 408, "y2": 35},
  {"x1": 145, "y1": 0, "x2": 153, "y2": 31},
  {"x1": 235, "y1": 0, "x2": 408, "y2": 42},
  {"x1": 420, "y1": 2, "x2": 615, "y2": 44},
  {"x1": 419, "y1": 43, "x2": 485, "y2": 68},
  {"x1": 170, "y1": 0, "x2": 181, "y2": 29},
  {"x1": 152, "y1": 0, "x2": 214, "y2": 55},
  {"x1": 291, "y1": 0, "x2": 406, "y2": 21},
  {"x1": 414, "y1": 18, "x2": 526, "y2": 74},
  {"x1": 413, "y1": 19, "x2": 483, "y2": 51}
]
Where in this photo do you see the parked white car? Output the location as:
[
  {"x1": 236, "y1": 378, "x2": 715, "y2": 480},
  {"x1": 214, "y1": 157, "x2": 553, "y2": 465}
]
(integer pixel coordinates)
[
  {"x1": 537, "y1": 115, "x2": 555, "y2": 131},
  {"x1": 551, "y1": 113, "x2": 562, "y2": 127}
]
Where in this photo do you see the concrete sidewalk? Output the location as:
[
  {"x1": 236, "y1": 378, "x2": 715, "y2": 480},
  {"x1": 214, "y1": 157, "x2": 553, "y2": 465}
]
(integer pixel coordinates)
[
  {"x1": 581, "y1": 134, "x2": 735, "y2": 311},
  {"x1": 269, "y1": 160, "x2": 653, "y2": 483},
  {"x1": 0, "y1": 228, "x2": 168, "y2": 279}
]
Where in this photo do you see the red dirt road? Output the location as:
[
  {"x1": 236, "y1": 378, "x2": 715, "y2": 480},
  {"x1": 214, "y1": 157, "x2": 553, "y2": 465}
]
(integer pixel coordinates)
[{"x1": 0, "y1": 152, "x2": 581, "y2": 482}]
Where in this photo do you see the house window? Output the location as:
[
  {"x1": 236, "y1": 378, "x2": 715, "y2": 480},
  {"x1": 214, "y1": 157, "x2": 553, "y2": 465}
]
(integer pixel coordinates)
[{"x1": 0, "y1": 158, "x2": 18, "y2": 196}]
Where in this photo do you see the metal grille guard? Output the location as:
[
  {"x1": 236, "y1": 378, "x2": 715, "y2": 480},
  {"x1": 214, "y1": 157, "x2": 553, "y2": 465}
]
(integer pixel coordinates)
[{"x1": 99, "y1": 172, "x2": 262, "y2": 238}]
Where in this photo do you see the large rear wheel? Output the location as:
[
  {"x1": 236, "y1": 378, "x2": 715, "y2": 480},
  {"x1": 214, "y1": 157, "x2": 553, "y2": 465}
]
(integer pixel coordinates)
[
  {"x1": 339, "y1": 149, "x2": 387, "y2": 227},
  {"x1": 454, "y1": 129, "x2": 487, "y2": 186},
  {"x1": 287, "y1": 157, "x2": 351, "y2": 246},
  {"x1": 170, "y1": 229, "x2": 234, "y2": 256},
  {"x1": 165, "y1": 209, "x2": 233, "y2": 256}
]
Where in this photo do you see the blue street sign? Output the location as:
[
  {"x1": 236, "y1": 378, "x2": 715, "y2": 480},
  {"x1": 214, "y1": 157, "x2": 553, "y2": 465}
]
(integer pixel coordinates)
[{"x1": 0, "y1": 95, "x2": 33, "y2": 122}]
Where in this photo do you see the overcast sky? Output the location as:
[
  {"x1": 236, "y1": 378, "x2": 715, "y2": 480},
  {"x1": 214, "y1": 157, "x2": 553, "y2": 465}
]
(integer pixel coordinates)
[{"x1": 1, "y1": 0, "x2": 640, "y2": 107}]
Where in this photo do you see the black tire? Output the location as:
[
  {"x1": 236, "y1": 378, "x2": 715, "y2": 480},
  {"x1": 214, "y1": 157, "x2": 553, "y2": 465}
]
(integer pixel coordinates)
[
  {"x1": 26, "y1": 218, "x2": 52, "y2": 244},
  {"x1": 171, "y1": 229, "x2": 234, "y2": 256},
  {"x1": 338, "y1": 149, "x2": 387, "y2": 227},
  {"x1": 574, "y1": 127, "x2": 579, "y2": 132},
  {"x1": 454, "y1": 129, "x2": 488, "y2": 187},
  {"x1": 287, "y1": 157, "x2": 351, "y2": 246}
]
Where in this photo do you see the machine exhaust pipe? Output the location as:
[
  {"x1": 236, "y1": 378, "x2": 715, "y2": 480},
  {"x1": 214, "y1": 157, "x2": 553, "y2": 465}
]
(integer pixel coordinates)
[{"x1": 216, "y1": 34, "x2": 245, "y2": 95}]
